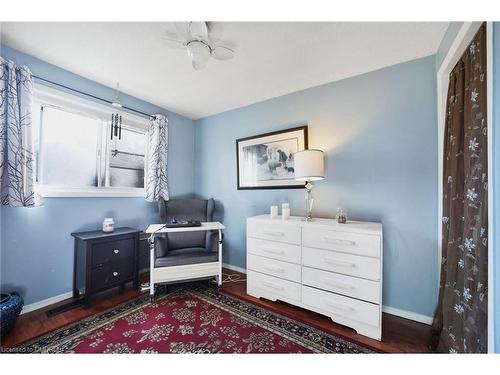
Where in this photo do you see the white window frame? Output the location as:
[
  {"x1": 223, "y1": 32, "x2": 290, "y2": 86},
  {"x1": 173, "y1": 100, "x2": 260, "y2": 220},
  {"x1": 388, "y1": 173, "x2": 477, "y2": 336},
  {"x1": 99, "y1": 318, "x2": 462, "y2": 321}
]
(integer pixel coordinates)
[{"x1": 34, "y1": 84, "x2": 150, "y2": 198}]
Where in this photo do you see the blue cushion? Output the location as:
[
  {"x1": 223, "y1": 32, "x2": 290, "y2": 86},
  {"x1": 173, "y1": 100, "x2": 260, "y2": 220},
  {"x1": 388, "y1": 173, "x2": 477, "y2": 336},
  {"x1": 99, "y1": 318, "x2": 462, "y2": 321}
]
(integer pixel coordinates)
[
  {"x1": 157, "y1": 198, "x2": 214, "y2": 252},
  {"x1": 154, "y1": 247, "x2": 218, "y2": 268}
]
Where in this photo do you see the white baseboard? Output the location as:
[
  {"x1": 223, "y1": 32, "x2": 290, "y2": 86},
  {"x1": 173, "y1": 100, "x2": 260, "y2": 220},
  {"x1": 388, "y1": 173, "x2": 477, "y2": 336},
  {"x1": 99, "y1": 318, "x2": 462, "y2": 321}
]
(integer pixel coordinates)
[
  {"x1": 382, "y1": 305, "x2": 433, "y2": 325},
  {"x1": 21, "y1": 291, "x2": 73, "y2": 315},
  {"x1": 222, "y1": 263, "x2": 247, "y2": 274},
  {"x1": 20, "y1": 268, "x2": 433, "y2": 327}
]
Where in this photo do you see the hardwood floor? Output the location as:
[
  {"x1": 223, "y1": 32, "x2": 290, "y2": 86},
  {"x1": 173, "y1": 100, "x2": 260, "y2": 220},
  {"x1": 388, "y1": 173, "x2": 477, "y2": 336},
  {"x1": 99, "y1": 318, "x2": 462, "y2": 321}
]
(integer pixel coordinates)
[
  {"x1": 221, "y1": 270, "x2": 433, "y2": 353},
  {"x1": 0, "y1": 269, "x2": 433, "y2": 353}
]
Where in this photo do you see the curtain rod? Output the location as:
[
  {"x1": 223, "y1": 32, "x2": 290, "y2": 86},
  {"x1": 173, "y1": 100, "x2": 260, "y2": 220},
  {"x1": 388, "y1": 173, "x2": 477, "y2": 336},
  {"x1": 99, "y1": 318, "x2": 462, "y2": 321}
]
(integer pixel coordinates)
[{"x1": 32, "y1": 75, "x2": 156, "y2": 120}]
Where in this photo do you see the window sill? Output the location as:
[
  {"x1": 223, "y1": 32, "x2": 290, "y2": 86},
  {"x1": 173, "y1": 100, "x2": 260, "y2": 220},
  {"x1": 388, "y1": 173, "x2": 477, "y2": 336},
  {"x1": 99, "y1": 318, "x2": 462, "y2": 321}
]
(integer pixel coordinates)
[{"x1": 39, "y1": 185, "x2": 146, "y2": 198}]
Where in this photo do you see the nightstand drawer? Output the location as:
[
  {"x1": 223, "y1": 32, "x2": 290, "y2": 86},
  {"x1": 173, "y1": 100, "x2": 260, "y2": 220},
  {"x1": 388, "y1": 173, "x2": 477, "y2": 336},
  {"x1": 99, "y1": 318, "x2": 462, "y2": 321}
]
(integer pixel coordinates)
[
  {"x1": 90, "y1": 261, "x2": 134, "y2": 291},
  {"x1": 91, "y1": 238, "x2": 135, "y2": 267},
  {"x1": 247, "y1": 220, "x2": 300, "y2": 245},
  {"x1": 302, "y1": 227, "x2": 380, "y2": 258},
  {"x1": 248, "y1": 254, "x2": 301, "y2": 282},
  {"x1": 247, "y1": 237, "x2": 301, "y2": 264}
]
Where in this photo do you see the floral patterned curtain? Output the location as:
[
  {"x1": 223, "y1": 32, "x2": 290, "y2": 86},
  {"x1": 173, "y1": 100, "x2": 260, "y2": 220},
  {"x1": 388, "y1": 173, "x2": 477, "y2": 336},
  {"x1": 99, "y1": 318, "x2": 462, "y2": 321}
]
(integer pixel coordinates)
[
  {"x1": 432, "y1": 24, "x2": 488, "y2": 353},
  {"x1": 145, "y1": 114, "x2": 169, "y2": 202},
  {"x1": 0, "y1": 58, "x2": 40, "y2": 207}
]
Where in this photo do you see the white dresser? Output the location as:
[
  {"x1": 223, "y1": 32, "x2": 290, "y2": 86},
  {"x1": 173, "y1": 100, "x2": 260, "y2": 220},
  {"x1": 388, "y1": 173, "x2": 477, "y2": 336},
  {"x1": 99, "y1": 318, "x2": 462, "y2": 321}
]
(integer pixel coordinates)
[{"x1": 246, "y1": 215, "x2": 383, "y2": 340}]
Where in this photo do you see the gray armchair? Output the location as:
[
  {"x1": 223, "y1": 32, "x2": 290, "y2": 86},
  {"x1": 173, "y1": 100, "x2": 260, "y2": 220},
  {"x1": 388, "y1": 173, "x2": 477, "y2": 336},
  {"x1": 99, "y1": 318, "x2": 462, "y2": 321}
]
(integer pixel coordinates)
[{"x1": 154, "y1": 198, "x2": 220, "y2": 269}]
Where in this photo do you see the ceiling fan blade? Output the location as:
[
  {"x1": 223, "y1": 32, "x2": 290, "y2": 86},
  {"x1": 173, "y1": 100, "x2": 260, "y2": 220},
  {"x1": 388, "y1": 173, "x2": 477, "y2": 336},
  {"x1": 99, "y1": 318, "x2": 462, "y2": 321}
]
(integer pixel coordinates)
[
  {"x1": 212, "y1": 45, "x2": 234, "y2": 60},
  {"x1": 161, "y1": 33, "x2": 186, "y2": 50},
  {"x1": 189, "y1": 22, "x2": 209, "y2": 41},
  {"x1": 173, "y1": 22, "x2": 191, "y2": 38},
  {"x1": 207, "y1": 22, "x2": 224, "y2": 43}
]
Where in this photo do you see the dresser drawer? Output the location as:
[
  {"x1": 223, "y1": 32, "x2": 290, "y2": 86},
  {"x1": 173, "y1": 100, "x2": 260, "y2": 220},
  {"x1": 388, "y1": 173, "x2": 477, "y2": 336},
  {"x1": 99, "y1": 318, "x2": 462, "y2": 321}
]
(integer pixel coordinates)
[
  {"x1": 91, "y1": 238, "x2": 135, "y2": 267},
  {"x1": 247, "y1": 270, "x2": 301, "y2": 303},
  {"x1": 248, "y1": 254, "x2": 301, "y2": 282},
  {"x1": 302, "y1": 285, "x2": 380, "y2": 327},
  {"x1": 302, "y1": 227, "x2": 380, "y2": 258},
  {"x1": 90, "y1": 260, "x2": 134, "y2": 291},
  {"x1": 302, "y1": 247, "x2": 380, "y2": 281},
  {"x1": 247, "y1": 237, "x2": 301, "y2": 264},
  {"x1": 302, "y1": 267, "x2": 380, "y2": 304},
  {"x1": 247, "y1": 220, "x2": 300, "y2": 245}
]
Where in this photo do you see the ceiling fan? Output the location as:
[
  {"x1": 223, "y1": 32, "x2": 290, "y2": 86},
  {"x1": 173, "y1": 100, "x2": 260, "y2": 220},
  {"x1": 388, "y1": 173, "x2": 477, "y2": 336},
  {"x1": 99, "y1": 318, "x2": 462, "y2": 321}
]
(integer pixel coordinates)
[{"x1": 163, "y1": 22, "x2": 235, "y2": 70}]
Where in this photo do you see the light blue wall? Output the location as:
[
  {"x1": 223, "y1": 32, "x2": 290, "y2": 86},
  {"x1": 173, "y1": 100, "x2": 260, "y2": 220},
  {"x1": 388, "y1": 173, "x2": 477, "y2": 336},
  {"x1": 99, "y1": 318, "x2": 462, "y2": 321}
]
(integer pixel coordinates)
[
  {"x1": 194, "y1": 55, "x2": 439, "y2": 317},
  {"x1": 0, "y1": 45, "x2": 195, "y2": 305},
  {"x1": 493, "y1": 22, "x2": 500, "y2": 354},
  {"x1": 435, "y1": 22, "x2": 464, "y2": 71}
]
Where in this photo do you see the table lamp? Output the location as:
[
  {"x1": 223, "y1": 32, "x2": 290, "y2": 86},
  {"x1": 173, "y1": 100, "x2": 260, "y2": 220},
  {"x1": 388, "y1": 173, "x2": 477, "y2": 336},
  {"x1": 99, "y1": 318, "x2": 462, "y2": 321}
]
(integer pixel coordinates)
[{"x1": 294, "y1": 149, "x2": 325, "y2": 221}]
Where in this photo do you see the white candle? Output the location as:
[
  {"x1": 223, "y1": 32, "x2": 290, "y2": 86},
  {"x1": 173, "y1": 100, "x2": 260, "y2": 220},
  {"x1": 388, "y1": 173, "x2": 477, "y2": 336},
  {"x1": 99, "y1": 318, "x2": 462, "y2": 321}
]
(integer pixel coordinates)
[
  {"x1": 282, "y1": 207, "x2": 290, "y2": 220},
  {"x1": 270, "y1": 205, "x2": 278, "y2": 219}
]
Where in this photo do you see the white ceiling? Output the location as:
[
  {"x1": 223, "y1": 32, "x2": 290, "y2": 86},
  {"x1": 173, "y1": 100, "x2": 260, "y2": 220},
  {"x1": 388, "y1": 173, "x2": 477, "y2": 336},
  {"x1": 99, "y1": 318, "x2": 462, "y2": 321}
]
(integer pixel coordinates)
[{"x1": 0, "y1": 22, "x2": 448, "y2": 120}]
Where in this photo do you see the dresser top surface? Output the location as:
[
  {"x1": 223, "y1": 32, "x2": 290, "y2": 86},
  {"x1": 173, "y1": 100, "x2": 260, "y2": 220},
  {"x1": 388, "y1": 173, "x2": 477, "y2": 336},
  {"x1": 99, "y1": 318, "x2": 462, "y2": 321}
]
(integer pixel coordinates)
[
  {"x1": 247, "y1": 215, "x2": 382, "y2": 235},
  {"x1": 71, "y1": 227, "x2": 141, "y2": 241}
]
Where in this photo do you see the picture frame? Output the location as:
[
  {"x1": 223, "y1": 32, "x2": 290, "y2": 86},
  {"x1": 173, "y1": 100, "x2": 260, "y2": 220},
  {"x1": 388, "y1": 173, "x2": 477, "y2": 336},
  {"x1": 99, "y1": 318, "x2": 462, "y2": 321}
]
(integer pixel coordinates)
[{"x1": 236, "y1": 125, "x2": 308, "y2": 189}]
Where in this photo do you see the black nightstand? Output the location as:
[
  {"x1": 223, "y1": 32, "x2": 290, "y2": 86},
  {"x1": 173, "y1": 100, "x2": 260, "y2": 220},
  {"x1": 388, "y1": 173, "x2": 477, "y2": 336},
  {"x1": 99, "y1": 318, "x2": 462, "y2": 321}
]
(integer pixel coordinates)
[{"x1": 71, "y1": 227, "x2": 141, "y2": 307}]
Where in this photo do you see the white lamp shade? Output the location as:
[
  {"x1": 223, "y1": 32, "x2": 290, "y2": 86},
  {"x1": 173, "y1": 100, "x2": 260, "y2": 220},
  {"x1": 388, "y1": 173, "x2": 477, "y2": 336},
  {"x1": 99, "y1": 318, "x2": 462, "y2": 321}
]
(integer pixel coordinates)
[{"x1": 294, "y1": 149, "x2": 325, "y2": 181}]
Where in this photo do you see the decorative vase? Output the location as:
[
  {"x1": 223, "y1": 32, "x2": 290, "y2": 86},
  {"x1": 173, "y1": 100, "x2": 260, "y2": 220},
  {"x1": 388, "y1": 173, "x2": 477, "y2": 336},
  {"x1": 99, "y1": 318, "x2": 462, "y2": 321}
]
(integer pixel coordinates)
[
  {"x1": 1, "y1": 292, "x2": 24, "y2": 337},
  {"x1": 336, "y1": 208, "x2": 347, "y2": 224},
  {"x1": 102, "y1": 218, "x2": 114, "y2": 232},
  {"x1": 270, "y1": 205, "x2": 278, "y2": 219}
]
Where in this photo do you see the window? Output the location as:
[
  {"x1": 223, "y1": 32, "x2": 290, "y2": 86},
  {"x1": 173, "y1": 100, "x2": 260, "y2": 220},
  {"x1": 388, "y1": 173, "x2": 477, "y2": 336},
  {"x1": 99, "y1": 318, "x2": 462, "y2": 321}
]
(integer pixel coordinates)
[
  {"x1": 37, "y1": 106, "x2": 101, "y2": 188},
  {"x1": 33, "y1": 85, "x2": 149, "y2": 197},
  {"x1": 108, "y1": 127, "x2": 146, "y2": 188}
]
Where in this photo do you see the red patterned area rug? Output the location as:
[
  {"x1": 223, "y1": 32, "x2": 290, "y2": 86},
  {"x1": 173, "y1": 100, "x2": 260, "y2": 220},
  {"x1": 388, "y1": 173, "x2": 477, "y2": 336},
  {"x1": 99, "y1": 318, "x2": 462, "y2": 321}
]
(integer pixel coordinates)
[{"x1": 13, "y1": 284, "x2": 375, "y2": 353}]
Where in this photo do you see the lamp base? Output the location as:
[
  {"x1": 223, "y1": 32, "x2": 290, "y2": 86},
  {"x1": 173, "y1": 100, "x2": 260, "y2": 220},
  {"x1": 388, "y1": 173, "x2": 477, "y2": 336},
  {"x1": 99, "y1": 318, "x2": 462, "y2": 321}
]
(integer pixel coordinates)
[{"x1": 304, "y1": 182, "x2": 314, "y2": 222}]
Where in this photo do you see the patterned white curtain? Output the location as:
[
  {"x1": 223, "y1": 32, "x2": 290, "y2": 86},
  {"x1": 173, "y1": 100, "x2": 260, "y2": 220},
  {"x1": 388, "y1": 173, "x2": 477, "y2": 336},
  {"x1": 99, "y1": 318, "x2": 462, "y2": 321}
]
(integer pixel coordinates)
[
  {"x1": 0, "y1": 58, "x2": 40, "y2": 207},
  {"x1": 145, "y1": 114, "x2": 169, "y2": 202}
]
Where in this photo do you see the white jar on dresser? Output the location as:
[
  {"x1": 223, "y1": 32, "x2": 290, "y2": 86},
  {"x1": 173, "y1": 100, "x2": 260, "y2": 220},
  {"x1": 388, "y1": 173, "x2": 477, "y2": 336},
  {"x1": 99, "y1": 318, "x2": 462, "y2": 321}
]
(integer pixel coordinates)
[{"x1": 246, "y1": 215, "x2": 383, "y2": 340}]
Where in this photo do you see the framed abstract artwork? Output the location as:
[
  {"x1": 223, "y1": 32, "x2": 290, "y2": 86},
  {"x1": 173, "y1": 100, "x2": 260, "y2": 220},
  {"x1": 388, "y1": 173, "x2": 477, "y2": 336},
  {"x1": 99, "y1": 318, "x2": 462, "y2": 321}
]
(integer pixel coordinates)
[{"x1": 236, "y1": 125, "x2": 308, "y2": 189}]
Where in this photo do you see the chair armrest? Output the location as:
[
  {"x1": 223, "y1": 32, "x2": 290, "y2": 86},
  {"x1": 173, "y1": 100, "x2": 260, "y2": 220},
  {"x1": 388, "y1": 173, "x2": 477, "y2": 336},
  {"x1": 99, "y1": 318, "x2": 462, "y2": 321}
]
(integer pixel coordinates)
[
  {"x1": 206, "y1": 230, "x2": 223, "y2": 252},
  {"x1": 153, "y1": 234, "x2": 169, "y2": 258}
]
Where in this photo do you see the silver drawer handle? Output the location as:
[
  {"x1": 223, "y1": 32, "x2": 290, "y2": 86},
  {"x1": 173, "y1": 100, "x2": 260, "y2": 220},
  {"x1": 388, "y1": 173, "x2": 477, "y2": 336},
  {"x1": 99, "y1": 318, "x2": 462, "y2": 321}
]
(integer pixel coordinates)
[
  {"x1": 323, "y1": 299, "x2": 355, "y2": 312},
  {"x1": 113, "y1": 249, "x2": 120, "y2": 254},
  {"x1": 324, "y1": 279, "x2": 356, "y2": 290},
  {"x1": 262, "y1": 265, "x2": 285, "y2": 273},
  {"x1": 324, "y1": 257, "x2": 356, "y2": 268},
  {"x1": 262, "y1": 248, "x2": 285, "y2": 255},
  {"x1": 323, "y1": 237, "x2": 356, "y2": 246},
  {"x1": 261, "y1": 281, "x2": 285, "y2": 291},
  {"x1": 263, "y1": 231, "x2": 285, "y2": 237},
  {"x1": 113, "y1": 271, "x2": 118, "y2": 277}
]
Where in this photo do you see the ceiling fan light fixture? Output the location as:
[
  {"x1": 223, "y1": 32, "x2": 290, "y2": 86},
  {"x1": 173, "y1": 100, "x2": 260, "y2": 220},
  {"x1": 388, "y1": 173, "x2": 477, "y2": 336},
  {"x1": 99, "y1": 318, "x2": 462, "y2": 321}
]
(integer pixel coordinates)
[
  {"x1": 186, "y1": 40, "x2": 211, "y2": 70},
  {"x1": 163, "y1": 22, "x2": 235, "y2": 69}
]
